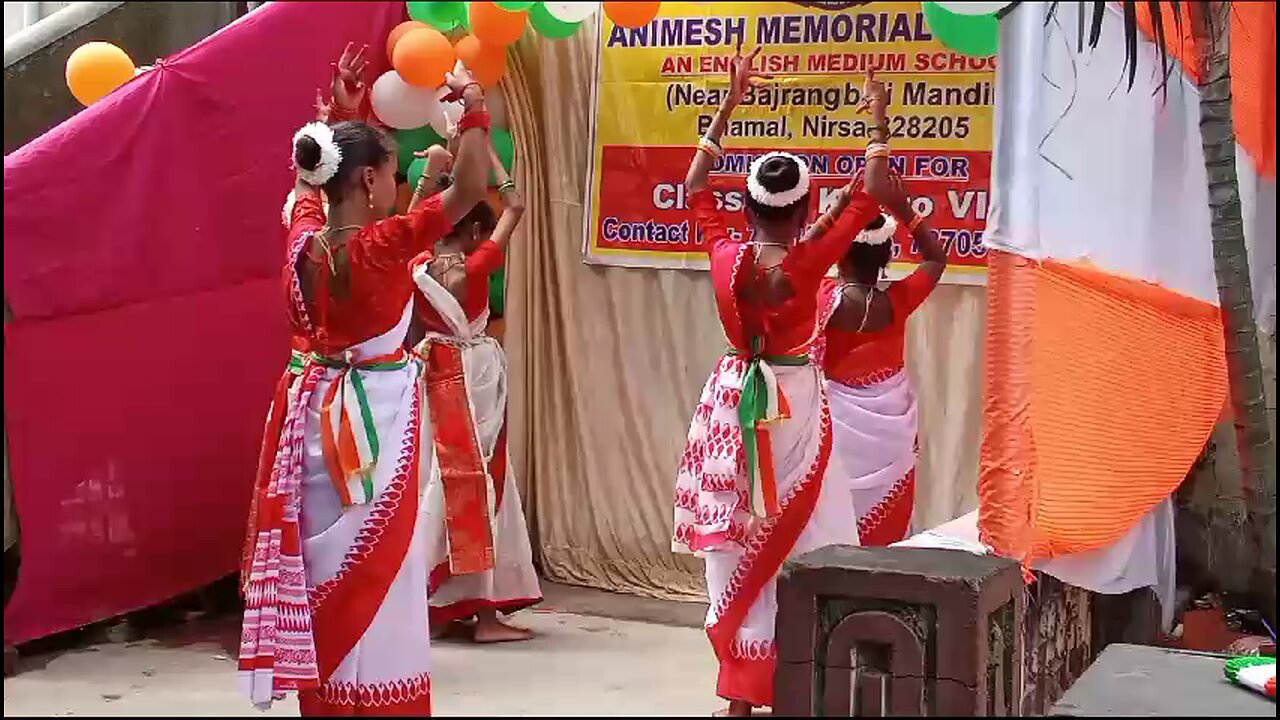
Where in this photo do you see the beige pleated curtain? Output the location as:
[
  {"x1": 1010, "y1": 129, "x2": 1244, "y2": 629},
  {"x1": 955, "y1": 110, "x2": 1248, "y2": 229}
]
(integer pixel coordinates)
[{"x1": 499, "y1": 27, "x2": 986, "y2": 601}]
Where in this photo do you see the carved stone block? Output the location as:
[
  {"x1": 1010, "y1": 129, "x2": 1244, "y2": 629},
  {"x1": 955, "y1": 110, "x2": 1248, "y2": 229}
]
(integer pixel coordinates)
[{"x1": 775, "y1": 545, "x2": 1025, "y2": 716}]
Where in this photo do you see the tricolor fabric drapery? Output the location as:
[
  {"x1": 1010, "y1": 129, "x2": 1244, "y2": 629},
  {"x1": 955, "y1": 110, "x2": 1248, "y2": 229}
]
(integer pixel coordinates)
[{"x1": 979, "y1": 2, "x2": 1275, "y2": 616}]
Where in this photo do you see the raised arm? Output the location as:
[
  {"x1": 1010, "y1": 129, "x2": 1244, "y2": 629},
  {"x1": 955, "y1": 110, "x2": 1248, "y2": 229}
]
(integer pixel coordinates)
[
  {"x1": 408, "y1": 145, "x2": 454, "y2": 211},
  {"x1": 439, "y1": 65, "x2": 491, "y2": 225},
  {"x1": 487, "y1": 141, "x2": 525, "y2": 252},
  {"x1": 858, "y1": 69, "x2": 894, "y2": 205},
  {"x1": 686, "y1": 45, "x2": 767, "y2": 194},
  {"x1": 883, "y1": 172, "x2": 947, "y2": 285}
]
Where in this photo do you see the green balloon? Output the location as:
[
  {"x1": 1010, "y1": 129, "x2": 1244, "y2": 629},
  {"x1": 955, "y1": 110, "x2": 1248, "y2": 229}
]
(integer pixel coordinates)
[
  {"x1": 488, "y1": 266, "x2": 506, "y2": 317},
  {"x1": 922, "y1": 2, "x2": 999, "y2": 57},
  {"x1": 409, "y1": 155, "x2": 430, "y2": 188},
  {"x1": 530, "y1": 2, "x2": 580, "y2": 38},
  {"x1": 394, "y1": 125, "x2": 445, "y2": 175},
  {"x1": 407, "y1": 1, "x2": 467, "y2": 31},
  {"x1": 496, "y1": 1, "x2": 536, "y2": 9},
  {"x1": 489, "y1": 128, "x2": 516, "y2": 186}
]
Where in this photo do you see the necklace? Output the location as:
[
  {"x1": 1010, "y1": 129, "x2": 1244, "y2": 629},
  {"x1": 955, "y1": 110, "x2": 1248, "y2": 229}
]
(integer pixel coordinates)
[{"x1": 316, "y1": 224, "x2": 363, "y2": 273}]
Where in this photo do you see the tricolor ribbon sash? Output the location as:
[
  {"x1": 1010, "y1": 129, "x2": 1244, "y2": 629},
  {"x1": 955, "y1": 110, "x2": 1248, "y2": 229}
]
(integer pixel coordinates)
[
  {"x1": 311, "y1": 348, "x2": 411, "y2": 506},
  {"x1": 729, "y1": 338, "x2": 808, "y2": 519}
]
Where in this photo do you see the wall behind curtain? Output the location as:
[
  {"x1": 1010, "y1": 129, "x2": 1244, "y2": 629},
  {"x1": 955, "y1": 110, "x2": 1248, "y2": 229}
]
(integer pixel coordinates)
[{"x1": 500, "y1": 27, "x2": 987, "y2": 600}]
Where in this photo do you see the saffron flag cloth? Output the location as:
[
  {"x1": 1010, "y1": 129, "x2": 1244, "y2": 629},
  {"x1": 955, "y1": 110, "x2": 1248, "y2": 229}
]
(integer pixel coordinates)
[
  {"x1": 978, "y1": 2, "x2": 1274, "y2": 606},
  {"x1": 2, "y1": 1, "x2": 405, "y2": 644}
]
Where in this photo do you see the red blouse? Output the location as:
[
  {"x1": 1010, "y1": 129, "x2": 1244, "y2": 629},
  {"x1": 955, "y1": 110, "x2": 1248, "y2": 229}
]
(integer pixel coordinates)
[
  {"x1": 286, "y1": 192, "x2": 450, "y2": 355},
  {"x1": 817, "y1": 267, "x2": 938, "y2": 385},
  {"x1": 412, "y1": 239, "x2": 505, "y2": 335},
  {"x1": 694, "y1": 187, "x2": 880, "y2": 356}
]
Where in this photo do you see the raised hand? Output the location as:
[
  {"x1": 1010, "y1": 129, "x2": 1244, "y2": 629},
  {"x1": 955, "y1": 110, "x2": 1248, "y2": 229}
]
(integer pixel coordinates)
[
  {"x1": 414, "y1": 145, "x2": 455, "y2": 178},
  {"x1": 331, "y1": 42, "x2": 369, "y2": 113},
  {"x1": 855, "y1": 68, "x2": 888, "y2": 115},
  {"x1": 726, "y1": 44, "x2": 770, "y2": 109},
  {"x1": 314, "y1": 88, "x2": 333, "y2": 123},
  {"x1": 443, "y1": 61, "x2": 481, "y2": 104}
]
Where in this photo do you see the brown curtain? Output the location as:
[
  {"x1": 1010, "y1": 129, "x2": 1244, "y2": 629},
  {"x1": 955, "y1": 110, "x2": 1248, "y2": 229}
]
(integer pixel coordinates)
[{"x1": 499, "y1": 28, "x2": 986, "y2": 601}]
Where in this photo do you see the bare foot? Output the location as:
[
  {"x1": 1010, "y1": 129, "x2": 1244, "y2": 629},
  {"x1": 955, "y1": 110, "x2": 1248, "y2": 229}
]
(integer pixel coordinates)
[
  {"x1": 429, "y1": 619, "x2": 469, "y2": 641},
  {"x1": 472, "y1": 610, "x2": 534, "y2": 644}
]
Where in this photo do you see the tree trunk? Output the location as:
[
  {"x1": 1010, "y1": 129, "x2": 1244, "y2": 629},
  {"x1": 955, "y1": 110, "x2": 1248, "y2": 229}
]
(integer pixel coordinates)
[{"x1": 1195, "y1": 1, "x2": 1278, "y2": 621}]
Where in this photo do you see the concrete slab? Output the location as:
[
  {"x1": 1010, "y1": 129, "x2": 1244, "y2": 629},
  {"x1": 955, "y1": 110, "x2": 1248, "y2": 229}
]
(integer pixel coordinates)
[{"x1": 2, "y1": 610, "x2": 720, "y2": 717}]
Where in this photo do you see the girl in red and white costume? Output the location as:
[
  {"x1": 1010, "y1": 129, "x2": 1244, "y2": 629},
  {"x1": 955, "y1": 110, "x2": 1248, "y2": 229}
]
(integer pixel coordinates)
[
  {"x1": 239, "y1": 55, "x2": 493, "y2": 715},
  {"x1": 671, "y1": 50, "x2": 896, "y2": 716},
  {"x1": 410, "y1": 142, "x2": 542, "y2": 644},
  {"x1": 814, "y1": 174, "x2": 947, "y2": 546}
]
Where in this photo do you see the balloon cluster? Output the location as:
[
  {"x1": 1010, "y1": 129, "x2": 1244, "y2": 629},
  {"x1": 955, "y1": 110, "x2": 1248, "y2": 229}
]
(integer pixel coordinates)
[
  {"x1": 65, "y1": 41, "x2": 138, "y2": 106},
  {"x1": 922, "y1": 2, "x2": 1013, "y2": 58},
  {"x1": 376, "y1": 2, "x2": 664, "y2": 186}
]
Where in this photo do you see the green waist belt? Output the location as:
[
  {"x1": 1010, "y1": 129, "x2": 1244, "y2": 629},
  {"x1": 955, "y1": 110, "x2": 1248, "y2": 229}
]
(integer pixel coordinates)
[{"x1": 726, "y1": 341, "x2": 809, "y2": 518}]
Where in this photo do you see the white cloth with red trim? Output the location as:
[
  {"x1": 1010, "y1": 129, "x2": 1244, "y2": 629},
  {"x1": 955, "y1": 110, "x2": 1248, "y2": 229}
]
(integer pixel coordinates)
[
  {"x1": 828, "y1": 369, "x2": 919, "y2": 543},
  {"x1": 413, "y1": 265, "x2": 541, "y2": 622}
]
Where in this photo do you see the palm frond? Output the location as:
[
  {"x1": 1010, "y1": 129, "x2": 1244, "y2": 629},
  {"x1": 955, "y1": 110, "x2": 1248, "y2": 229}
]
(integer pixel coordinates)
[{"x1": 1012, "y1": 1, "x2": 1201, "y2": 93}]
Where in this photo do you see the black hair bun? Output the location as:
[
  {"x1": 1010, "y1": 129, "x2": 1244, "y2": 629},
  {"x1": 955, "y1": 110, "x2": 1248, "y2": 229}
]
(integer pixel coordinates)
[
  {"x1": 294, "y1": 135, "x2": 322, "y2": 172},
  {"x1": 865, "y1": 214, "x2": 887, "y2": 231},
  {"x1": 756, "y1": 155, "x2": 802, "y2": 194}
]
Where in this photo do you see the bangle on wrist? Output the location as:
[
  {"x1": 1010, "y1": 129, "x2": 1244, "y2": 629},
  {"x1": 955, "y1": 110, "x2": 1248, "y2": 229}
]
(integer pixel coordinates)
[
  {"x1": 697, "y1": 136, "x2": 724, "y2": 159},
  {"x1": 498, "y1": 180, "x2": 517, "y2": 193}
]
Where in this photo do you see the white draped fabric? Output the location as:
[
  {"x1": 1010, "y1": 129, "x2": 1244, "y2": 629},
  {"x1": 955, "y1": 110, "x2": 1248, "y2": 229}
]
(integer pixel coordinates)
[
  {"x1": 987, "y1": 2, "x2": 1275, "y2": 328},
  {"x1": 828, "y1": 370, "x2": 919, "y2": 540},
  {"x1": 413, "y1": 265, "x2": 541, "y2": 619}
]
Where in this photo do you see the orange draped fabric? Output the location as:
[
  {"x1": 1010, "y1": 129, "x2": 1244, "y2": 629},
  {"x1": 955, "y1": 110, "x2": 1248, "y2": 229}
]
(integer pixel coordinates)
[
  {"x1": 979, "y1": 251, "x2": 1228, "y2": 564},
  {"x1": 1136, "y1": 1, "x2": 1276, "y2": 177}
]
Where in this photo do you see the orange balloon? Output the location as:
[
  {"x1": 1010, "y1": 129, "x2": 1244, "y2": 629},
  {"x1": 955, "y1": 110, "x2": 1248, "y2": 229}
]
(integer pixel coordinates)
[
  {"x1": 65, "y1": 41, "x2": 136, "y2": 106},
  {"x1": 454, "y1": 35, "x2": 507, "y2": 87},
  {"x1": 604, "y1": 1, "x2": 661, "y2": 28},
  {"x1": 392, "y1": 27, "x2": 456, "y2": 88},
  {"x1": 386, "y1": 20, "x2": 429, "y2": 64},
  {"x1": 469, "y1": 1, "x2": 528, "y2": 47}
]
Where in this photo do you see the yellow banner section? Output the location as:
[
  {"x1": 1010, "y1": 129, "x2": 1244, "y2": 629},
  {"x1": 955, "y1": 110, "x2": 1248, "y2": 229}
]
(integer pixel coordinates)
[{"x1": 584, "y1": 1, "x2": 996, "y2": 281}]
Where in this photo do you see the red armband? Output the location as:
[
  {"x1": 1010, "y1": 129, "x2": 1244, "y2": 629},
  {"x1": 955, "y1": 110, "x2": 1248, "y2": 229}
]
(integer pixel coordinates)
[{"x1": 457, "y1": 108, "x2": 491, "y2": 134}]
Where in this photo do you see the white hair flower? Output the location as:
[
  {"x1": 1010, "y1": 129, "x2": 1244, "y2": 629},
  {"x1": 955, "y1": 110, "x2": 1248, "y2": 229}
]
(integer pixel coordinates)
[
  {"x1": 854, "y1": 213, "x2": 898, "y2": 246},
  {"x1": 746, "y1": 151, "x2": 811, "y2": 208},
  {"x1": 292, "y1": 121, "x2": 342, "y2": 187}
]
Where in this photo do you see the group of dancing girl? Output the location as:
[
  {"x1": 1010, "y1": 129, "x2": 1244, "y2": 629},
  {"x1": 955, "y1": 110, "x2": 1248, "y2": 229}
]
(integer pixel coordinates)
[
  {"x1": 670, "y1": 48, "x2": 945, "y2": 716},
  {"x1": 237, "y1": 36, "x2": 943, "y2": 717},
  {"x1": 239, "y1": 43, "x2": 539, "y2": 716}
]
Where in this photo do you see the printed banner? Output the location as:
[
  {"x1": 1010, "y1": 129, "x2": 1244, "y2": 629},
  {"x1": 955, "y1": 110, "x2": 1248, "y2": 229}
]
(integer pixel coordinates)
[{"x1": 582, "y1": 1, "x2": 995, "y2": 284}]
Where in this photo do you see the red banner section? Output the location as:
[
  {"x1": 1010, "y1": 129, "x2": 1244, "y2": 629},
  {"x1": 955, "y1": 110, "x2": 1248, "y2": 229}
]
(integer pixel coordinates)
[{"x1": 591, "y1": 144, "x2": 990, "y2": 273}]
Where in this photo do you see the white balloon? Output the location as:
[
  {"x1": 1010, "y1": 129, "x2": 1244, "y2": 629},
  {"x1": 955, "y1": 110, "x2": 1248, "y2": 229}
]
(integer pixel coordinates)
[
  {"x1": 370, "y1": 70, "x2": 438, "y2": 130},
  {"x1": 433, "y1": 99, "x2": 464, "y2": 138},
  {"x1": 933, "y1": 1, "x2": 1011, "y2": 15},
  {"x1": 544, "y1": 1, "x2": 600, "y2": 23}
]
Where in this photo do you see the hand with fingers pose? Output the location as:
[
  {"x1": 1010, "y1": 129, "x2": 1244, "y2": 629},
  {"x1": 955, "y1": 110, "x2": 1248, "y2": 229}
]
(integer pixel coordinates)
[
  {"x1": 725, "y1": 44, "x2": 772, "y2": 109},
  {"x1": 330, "y1": 42, "x2": 370, "y2": 117},
  {"x1": 686, "y1": 43, "x2": 774, "y2": 193}
]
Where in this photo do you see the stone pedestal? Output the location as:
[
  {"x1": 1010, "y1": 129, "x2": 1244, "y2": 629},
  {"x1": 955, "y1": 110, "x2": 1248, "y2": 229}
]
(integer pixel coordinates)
[{"x1": 774, "y1": 545, "x2": 1025, "y2": 716}]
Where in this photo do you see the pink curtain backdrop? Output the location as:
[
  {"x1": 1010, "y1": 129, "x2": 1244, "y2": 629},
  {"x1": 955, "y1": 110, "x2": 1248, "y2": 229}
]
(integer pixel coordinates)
[{"x1": 3, "y1": 1, "x2": 404, "y2": 644}]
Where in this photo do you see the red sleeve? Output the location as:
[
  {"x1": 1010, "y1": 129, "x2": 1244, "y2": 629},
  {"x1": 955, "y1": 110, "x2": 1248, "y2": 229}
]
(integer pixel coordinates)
[
  {"x1": 465, "y1": 239, "x2": 505, "y2": 276},
  {"x1": 690, "y1": 188, "x2": 733, "y2": 253},
  {"x1": 290, "y1": 192, "x2": 326, "y2": 234},
  {"x1": 887, "y1": 265, "x2": 940, "y2": 316},
  {"x1": 791, "y1": 191, "x2": 880, "y2": 277},
  {"x1": 358, "y1": 194, "x2": 452, "y2": 268}
]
